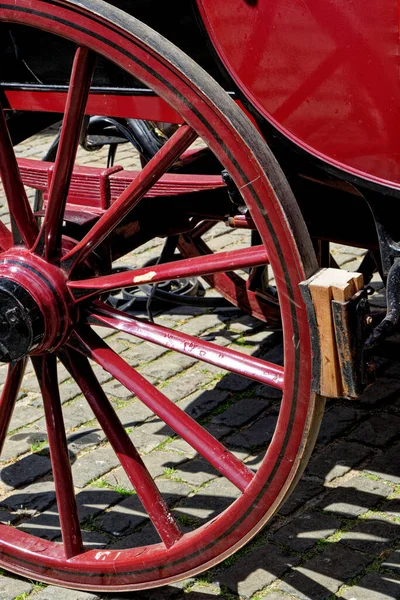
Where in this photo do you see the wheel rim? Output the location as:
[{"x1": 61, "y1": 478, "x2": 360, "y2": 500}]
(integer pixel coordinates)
[{"x1": 0, "y1": 0, "x2": 321, "y2": 590}]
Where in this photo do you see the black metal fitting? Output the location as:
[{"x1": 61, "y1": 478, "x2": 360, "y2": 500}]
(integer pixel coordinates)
[
  {"x1": 365, "y1": 258, "x2": 400, "y2": 348},
  {"x1": 0, "y1": 279, "x2": 44, "y2": 362}
]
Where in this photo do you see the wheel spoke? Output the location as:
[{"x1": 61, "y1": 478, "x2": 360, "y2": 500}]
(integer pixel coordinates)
[
  {"x1": 70, "y1": 328, "x2": 255, "y2": 492},
  {"x1": 0, "y1": 221, "x2": 12, "y2": 252},
  {"x1": 0, "y1": 103, "x2": 38, "y2": 247},
  {"x1": 88, "y1": 302, "x2": 284, "y2": 389},
  {"x1": 69, "y1": 244, "x2": 269, "y2": 302},
  {"x1": 32, "y1": 355, "x2": 83, "y2": 558},
  {"x1": 36, "y1": 47, "x2": 95, "y2": 261},
  {"x1": 61, "y1": 124, "x2": 198, "y2": 272},
  {"x1": 0, "y1": 359, "x2": 26, "y2": 456},
  {"x1": 58, "y1": 347, "x2": 182, "y2": 547}
]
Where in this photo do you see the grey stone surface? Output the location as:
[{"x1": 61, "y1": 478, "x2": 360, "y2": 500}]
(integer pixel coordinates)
[
  {"x1": 341, "y1": 573, "x2": 400, "y2": 600},
  {"x1": 161, "y1": 367, "x2": 215, "y2": 402},
  {"x1": 178, "y1": 389, "x2": 229, "y2": 421},
  {"x1": 316, "y1": 476, "x2": 392, "y2": 518},
  {"x1": 139, "y1": 354, "x2": 196, "y2": 382},
  {"x1": 176, "y1": 478, "x2": 240, "y2": 523},
  {"x1": 0, "y1": 453, "x2": 51, "y2": 489},
  {"x1": 366, "y1": 443, "x2": 400, "y2": 483},
  {"x1": 357, "y1": 377, "x2": 400, "y2": 406},
  {"x1": 279, "y1": 543, "x2": 372, "y2": 599},
  {"x1": 34, "y1": 586, "x2": 100, "y2": 599},
  {"x1": 128, "y1": 418, "x2": 174, "y2": 453},
  {"x1": 0, "y1": 575, "x2": 32, "y2": 600},
  {"x1": 178, "y1": 314, "x2": 225, "y2": 337},
  {"x1": 96, "y1": 495, "x2": 148, "y2": 535},
  {"x1": 316, "y1": 404, "x2": 363, "y2": 446},
  {"x1": 71, "y1": 446, "x2": 120, "y2": 488},
  {"x1": 257, "y1": 594, "x2": 297, "y2": 600},
  {"x1": 340, "y1": 515, "x2": 400, "y2": 554},
  {"x1": 349, "y1": 413, "x2": 400, "y2": 447},
  {"x1": 211, "y1": 397, "x2": 268, "y2": 428},
  {"x1": 273, "y1": 511, "x2": 341, "y2": 552},
  {"x1": 0, "y1": 428, "x2": 47, "y2": 463},
  {"x1": 103, "y1": 451, "x2": 186, "y2": 488},
  {"x1": 227, "y1": 413, "x2": 278, "y2": 449},
  {"x1": 114, "y1": 400, "x2": 153, "y2": 428},
  {"x1": 216, "y1": 372, "x2": 255, "y2": 392},
  {"x1": 382, "y1": 549, "x2": 400, "y2": 575},
  {"x1": 381, "y1": 497, "x2": 400, "y2": 518},
  {"x1": 172, "y1": 458, "x2": 219, "y2": 487},
  {"x1": 305, "y1": 442, "x2": 373, "y2": 482},
  {"x1": 278, "y1": 479, "x2": 325, "y2": 516},
  {"x1": 217, "y1": 543, "x2": 298, "y2": 598},
  {"x1": 0, "y1": 480, "x2": 56, "y2": 514}
]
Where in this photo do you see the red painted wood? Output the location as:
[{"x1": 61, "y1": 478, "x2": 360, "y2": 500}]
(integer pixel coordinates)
[
  {"x1": 0, "y1": 104, "x2": 38, "y2": 247},
  {"x1": 32, "y1": 355, "x2": 83, "y2": 559},
  {"x1": 3, "y1": 91, "x2": 184, "y2": 123},
  {"x1": 17, "y1": 158, "x2": 225, "y2": 211},
  {"x1": 62, "y1": 125, "x2": 197, "y2": 271},
  {"x1": 69, "y1": 244, "x2": 269, "y2": 301},
  {"x1": 0, "y1": 0, "x2": 319, "y2": 588},
  {"x1": 0, "y1": 360, "x2": 26, "y2": 455},
  {"x1": 39, "y1": 47, "x2": 95, "y2": 261},
  {"x1": 88, "y1": 302, "x2": 284, "y2": 390},
  {"x1": 197, "y1": 0, "x2": 400, "y2": 190},
  {"x1": 177, "y1": 234, "x2": 280, "y2": 325},
  {"x1": 60, "y1": 348, "x2": 182, "y2": 548},
  {"x1": 71, "y1": 327, "x2": 255, "y2": 492},
  {"x1": 0, "y1": 222, "x2": 12, "y2": 252}
]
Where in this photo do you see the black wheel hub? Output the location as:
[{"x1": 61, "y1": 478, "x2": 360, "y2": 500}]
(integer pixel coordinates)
[{"x1": 0, "y1": 278, "x2": 44, "y2": 362}]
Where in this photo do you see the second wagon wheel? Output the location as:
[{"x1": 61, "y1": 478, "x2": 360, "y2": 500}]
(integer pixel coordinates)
[{"x1": 0, "y1": 0, "x2": 324, "y2": 591}]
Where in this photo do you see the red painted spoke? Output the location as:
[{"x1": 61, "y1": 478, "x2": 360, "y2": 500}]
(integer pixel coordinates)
[
  {"x1": 69, "y1": 244, "x2": 269, "y2": 302},
  {"x1": 61, "y1": 124, "x2": 198, "y2": 272},
  {"x1": 0, "y1": 104, "x2": 38, "y2": 247},
  {"x1": 37, "y1": 47, "x2": 95, "y2": 261},
  {"x1": 0, "y1": 359, "x2": 26, "y2": 456},
  {"x1": 32, "y1": 355, "x2": 83, "y2": 558},
  {"x1": 70, "y1": 328, "x2": 255, "y2": 492},
  {"x1": 0, "y1": 221, "x2": 12, "y2": 252},
  {"x1": 88, "y1": 302, "x2": 284, "y2": 390},
  {"x1": 59, "y1": 348, "x2": 181, "y2": 548}
]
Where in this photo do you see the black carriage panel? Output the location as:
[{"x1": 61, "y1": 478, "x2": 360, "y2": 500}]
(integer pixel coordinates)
[{"x1": 0, "y1": 0, "x2": 231, "y2": 91}]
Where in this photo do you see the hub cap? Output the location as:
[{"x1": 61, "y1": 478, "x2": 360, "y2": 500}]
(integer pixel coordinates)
[{"x1": 0, "y1": 250, "x2": 74, "y2": 361}]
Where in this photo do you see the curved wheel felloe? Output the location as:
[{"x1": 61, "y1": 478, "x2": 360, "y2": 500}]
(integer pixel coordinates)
[{"x1": 0, "y1": 0, "x2": 324, "y2": 591}]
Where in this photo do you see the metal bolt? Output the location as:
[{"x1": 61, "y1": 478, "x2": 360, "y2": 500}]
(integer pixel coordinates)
[{"x1": 5, "y1": 308, "x2": 19, "y2": 325}]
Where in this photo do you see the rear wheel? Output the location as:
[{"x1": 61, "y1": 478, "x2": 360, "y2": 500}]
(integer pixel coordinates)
[{"x1": 0, "y1": 0, "x2": 323, "y2": 590}]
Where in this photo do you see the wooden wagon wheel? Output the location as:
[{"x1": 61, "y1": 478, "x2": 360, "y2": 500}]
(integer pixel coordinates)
[{"x1": 0, "y1": 0, "x2": 324, "y2": 590}]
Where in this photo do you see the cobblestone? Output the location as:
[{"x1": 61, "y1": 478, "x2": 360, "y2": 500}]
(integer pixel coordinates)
[
  {"x1": 340, "y1": 515, "x2": 400, "y2": 555},
  {"x1": 349, "y1": 413, "x2": 400, "y2": 447},
  {"x1": 0, "y1": 576, "x2": 32, "y2": 600},
  {"x1": 305, "y1": 441, "x2": 373, "y2": 482},
  {"x1": 366, "y1": 442, "x2": 400, "y2": 483},
  {"x1": 71, "y1": 447, "x2": 120, "y2": 488},
  {"x1": 217, "y1": 543, "x2": 299, "y2": 598},
  {"x1": 316, "y1": 476, "x2": 393, "y2": 518},
  {"x1": 272, "y1": 511, "x2": 341, "y2": 552},
  {"x1": 341, "y1": 573, "x2": 400, "y2": 600},
  {"x1": 279, "y1": 543, "x2": 372, "y2": 599}
]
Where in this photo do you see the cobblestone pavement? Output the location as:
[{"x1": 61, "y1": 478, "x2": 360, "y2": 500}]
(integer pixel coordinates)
[{"x1": 0, "y1": 127, "x2": 398, "y2": 600}]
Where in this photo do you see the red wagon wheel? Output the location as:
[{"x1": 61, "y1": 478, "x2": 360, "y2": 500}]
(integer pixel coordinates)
[{"x1": 0, "y1": 0, "x2": 324, "y2": 590}]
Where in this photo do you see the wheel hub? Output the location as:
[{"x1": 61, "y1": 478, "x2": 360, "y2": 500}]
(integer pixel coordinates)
[
  {"x1": 0, "y1": 278, "x2": 44, "y2": 362},
  {"x1": 0, "y1": 249, "x2": 75, "y2": 362}
]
